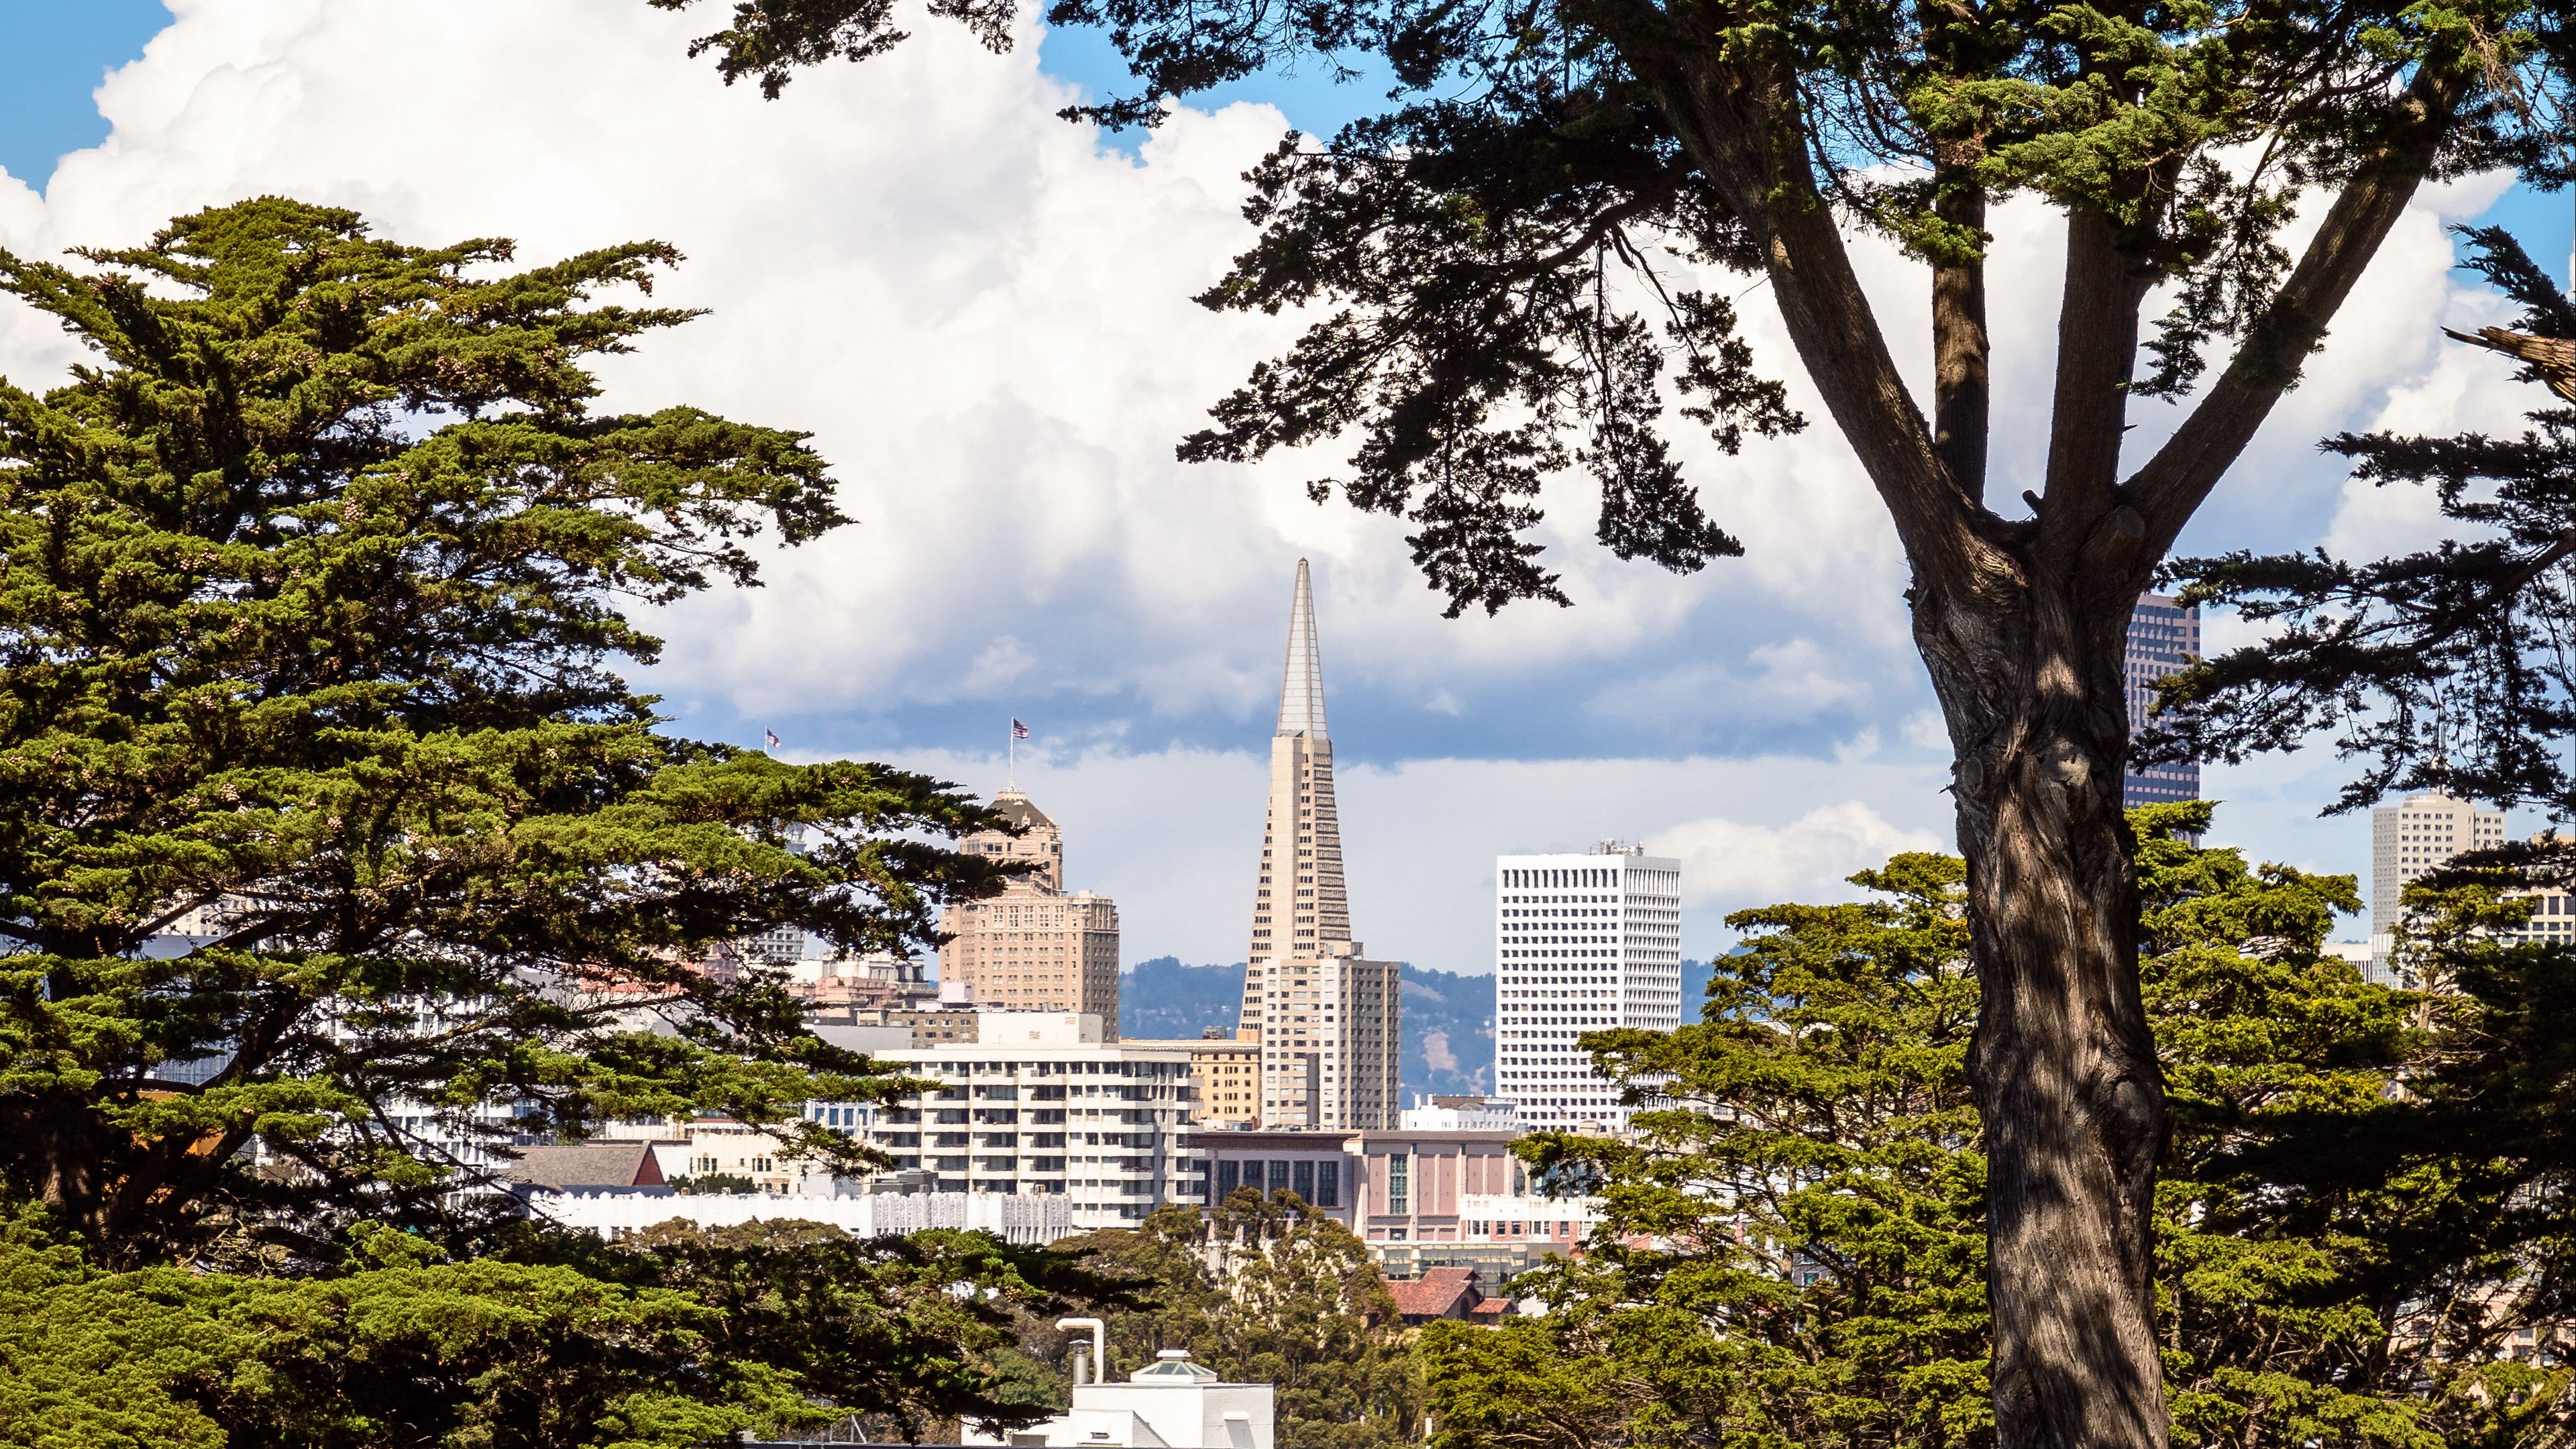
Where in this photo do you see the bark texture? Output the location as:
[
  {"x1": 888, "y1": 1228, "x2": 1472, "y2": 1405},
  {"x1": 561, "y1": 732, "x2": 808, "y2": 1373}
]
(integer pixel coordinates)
[{"x1": 1922, "y1": 567, "x2": 2168, "y2": 1445}]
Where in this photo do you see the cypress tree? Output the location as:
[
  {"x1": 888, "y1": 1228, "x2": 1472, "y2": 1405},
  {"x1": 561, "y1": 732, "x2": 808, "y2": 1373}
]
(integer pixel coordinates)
[{"x1": 0, "y1": 198, "x2": 1012, "y2": 1265}]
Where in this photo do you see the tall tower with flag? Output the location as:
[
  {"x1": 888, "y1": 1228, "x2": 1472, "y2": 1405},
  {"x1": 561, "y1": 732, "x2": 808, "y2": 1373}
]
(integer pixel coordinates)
[{"x1": 1234, "y1": 561, "x2": 1400, "y2": 1130}]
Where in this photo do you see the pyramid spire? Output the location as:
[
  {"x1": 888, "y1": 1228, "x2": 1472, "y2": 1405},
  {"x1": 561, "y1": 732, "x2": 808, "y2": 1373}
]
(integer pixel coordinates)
[{"x1": 1275, "y1": 559, "x2": 1328, "y2": 739}]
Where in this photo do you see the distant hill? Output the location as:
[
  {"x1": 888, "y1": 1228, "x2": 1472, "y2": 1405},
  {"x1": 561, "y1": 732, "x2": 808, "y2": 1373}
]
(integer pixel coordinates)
[
  {"x1": 1119, "y1": 957, "x2": 1246, "y2": 1042},
  {"x1": 1123, "y1": 955, "x2": 1721, "y2": 1099},
  {"x1": 1120, "y1": 957, "x2": 1493, "y2": 1102}
]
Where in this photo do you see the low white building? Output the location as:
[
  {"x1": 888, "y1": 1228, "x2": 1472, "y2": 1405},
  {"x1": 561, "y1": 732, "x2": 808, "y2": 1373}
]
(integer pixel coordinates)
[
  {"x1": 528, "y1": 1186, "x2": 1071, "y2": 1245},
  {"x1": 964, "y1": 1349, "x2": 1272, "y2": 1449},
  {"x1": 1399, "y1": 1094, "x2": 1520, "y2": 1132}
]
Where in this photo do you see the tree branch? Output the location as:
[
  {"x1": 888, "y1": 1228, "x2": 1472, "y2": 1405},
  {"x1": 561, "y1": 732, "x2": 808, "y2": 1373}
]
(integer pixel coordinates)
[
  {"x1": 2039, "y1": 206, "x2": 2153, "y2": 580},
  {"x1": 1933, "y1": 178, "x2": 1991, "y2": 504},
  {"x1": 1650, "y1": 54, "x2": 1994, "y2": 598},
  {"x1": 2129, "y1": 63, "x2": 2468, "y2": 552}
]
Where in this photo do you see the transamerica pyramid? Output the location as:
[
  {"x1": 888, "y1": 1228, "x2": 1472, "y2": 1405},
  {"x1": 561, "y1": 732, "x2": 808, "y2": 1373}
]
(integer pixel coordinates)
[{"x1": 1232, "y1": 560, "x2": 1399, "y2": 1131}]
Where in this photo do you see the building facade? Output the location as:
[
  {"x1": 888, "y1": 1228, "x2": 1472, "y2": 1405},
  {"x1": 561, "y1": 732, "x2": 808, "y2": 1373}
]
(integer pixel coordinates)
[
  {"x1": 2371, "y1": 790, "x2": 2508, "y2": 973},
  {"x1": 1493, "y1": 844, "x2": 1684, "y2": 1131},
  {"x1": 938, "y1": 791, "x2": 1122, "y2": 1031},
  {"x1": 1123, "y1": 1028, "x2": 1265, "y2": 1127},
  {"x1": 1234, "y1": 560, "x2": 1401, "y2": 1129},
  {"x1": 844, "y1": 1014, "x2": 1201, "y2": 1228},
  {"x1": 1192, "y1": 1127, "x2": 1599, "y2": 1257},
  {"x1": 2123, "y1": 592, "x2": 2203, "y2": 808}
]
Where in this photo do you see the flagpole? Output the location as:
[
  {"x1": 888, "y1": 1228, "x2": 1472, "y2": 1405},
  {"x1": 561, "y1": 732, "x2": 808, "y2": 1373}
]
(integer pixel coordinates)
[{"x1": 1007, "y1": 718, "x2": 1016, "y2": 790}]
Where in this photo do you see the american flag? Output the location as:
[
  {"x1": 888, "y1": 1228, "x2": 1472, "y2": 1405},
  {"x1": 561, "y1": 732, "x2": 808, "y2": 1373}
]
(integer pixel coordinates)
[
  {"x1": 763, "y1": 729, "x2": 781, "y2": 749},
  {"x1": 1011, "y1": 718, "x2": 1030, "y2": 740}
]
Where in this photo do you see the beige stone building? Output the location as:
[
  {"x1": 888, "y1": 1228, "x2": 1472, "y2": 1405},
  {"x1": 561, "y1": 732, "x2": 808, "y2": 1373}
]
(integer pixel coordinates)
[
  {"x1": 1234, "y1": 560, "x2": 1401, "y2": 1130},
  {"x1": 939, "y1": 790, "x2": 1122, "y2": 1031},
  {"x1": 2369, "y1": 790, "x2": 2508, "y2": 979},
  {"x1": 1125, "y1": 1028, "x2": 1265, "y2": 1127}
]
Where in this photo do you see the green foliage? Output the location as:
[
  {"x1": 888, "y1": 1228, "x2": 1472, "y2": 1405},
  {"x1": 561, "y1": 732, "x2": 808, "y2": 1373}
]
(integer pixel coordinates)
[
  {"x1": 0, "y1": 1210, "x2": 1122, "y2": 1448},
  {"x1": 1429, "y1": 809, "x2": 2576, "y2": 1449},
  {"x1": 0, "y1": 198, "x2": 1015, "y2": 1263},
  {"x1": 1457, "y1": 849, "x2": 1988, "y2": 1446},
  {"x1": 1054, "y1": 1193, "x2": 1421, "y2": 1449}
]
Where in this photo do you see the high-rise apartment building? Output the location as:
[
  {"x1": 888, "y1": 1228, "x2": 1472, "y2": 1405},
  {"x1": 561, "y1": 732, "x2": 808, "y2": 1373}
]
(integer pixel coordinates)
[
  {"x1": 1493, "y1": 843, "x2": 1684, "y2": 1131},
  {"x1": 2123, "y1": 592, "x2": 2202, "y2": 808},
  {"x1": 835, "y1": 1014, "x2": 1203, "y2": 1228},
  {"x1": 1235, "y1": 560, "x2": 1402, "y2": 1130},
  {"x1": 939, "y1": 790, "x2": 1122, "y2": 1030},
  {"x1": 2371, "y1": 790, "x2": 2508, "y2": 959}
]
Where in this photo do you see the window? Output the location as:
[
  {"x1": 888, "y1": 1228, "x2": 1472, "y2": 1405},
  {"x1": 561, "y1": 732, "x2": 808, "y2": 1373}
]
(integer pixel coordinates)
[
  {"x1": 1293, "y1": 1160, "x2": 1315, "y2": 1201},
  {"x1": 1316, "y1": 1160, "x2": 1340, "y2": 1208},
  {"x1": 1218, "y1": 1161, "x2": 1242, "y2": 1197},
  {"x1": 1268, "y1": 1161, "x2": 1291, "y2": 1193},
  {"x1": 1387, "y1": 1152, "x2": 1409, "y2": 1215}
]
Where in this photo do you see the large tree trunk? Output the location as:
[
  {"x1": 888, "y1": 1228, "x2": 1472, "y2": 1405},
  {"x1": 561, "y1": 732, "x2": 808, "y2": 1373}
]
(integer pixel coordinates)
[
  {"x1": 1640, "y1": 37, "x2": 2458, "y2": 1448},
  {"x1": 1919, "y1": 570, "x2": 2169, "y2": 1448}
]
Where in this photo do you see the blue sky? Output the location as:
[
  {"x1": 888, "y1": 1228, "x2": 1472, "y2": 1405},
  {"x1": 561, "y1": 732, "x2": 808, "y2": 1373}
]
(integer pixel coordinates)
[{"x1": 0, "y1": 3, "x2": 2567, "y2": 977}]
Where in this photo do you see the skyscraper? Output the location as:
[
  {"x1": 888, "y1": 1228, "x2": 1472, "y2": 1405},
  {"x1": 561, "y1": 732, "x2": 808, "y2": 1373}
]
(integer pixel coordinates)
[
  {"x1": 1236, "y1": 560, "x2": 1401, "y2": 1129},
  {"x1": 2123, "y1": 592, "x2": 2202, "y2": 808},
  {"x1": 939, "y1": 790, "x2": 1123, "y2": 1030},
  {"x1": 1493, "y1": 843, "x2": 1684, "y2": 1131}
]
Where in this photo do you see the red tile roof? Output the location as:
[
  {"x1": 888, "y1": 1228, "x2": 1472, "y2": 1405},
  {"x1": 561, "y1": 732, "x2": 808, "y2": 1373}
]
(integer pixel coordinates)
[{"x1": 1386, "y1": 1267, "x2": 1482, "y2": 1322}]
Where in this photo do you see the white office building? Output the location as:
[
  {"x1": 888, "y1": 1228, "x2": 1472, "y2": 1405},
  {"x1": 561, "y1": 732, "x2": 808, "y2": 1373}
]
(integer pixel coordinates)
[
  {"x1": 2370, "y1": 790, "x2": 2508, "y2": 981},
  {"x1": 1492, "y1": 843, "x2": 1683, "y2": 1130},
  {"x1": 839, "y1": 1013, "x2": 1203, "y2": 1229}
]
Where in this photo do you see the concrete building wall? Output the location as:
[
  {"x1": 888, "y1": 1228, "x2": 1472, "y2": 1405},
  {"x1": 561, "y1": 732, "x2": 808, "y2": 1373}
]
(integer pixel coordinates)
[
  {"x1": 2370, "y1": 790, "x2": 2508, "y2": 969},
  {"x1": 1493, "y1": 847, "x2": 1682, "y2": 1130}
]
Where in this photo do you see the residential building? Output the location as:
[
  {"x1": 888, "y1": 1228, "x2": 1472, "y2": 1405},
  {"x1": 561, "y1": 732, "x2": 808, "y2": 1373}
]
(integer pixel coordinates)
[
  {"x1": 800, "y1": 1003, "x2": 987, "y2": 1046},
  {"x1": 1384, "y1": 1266, "x2": 1509, "y2": 1324},
  {"x1": 2123, "y1": 592, "x2": 2202, "y2": 808},
  {"x1": 1493, "y1": 843, "x2": 1683, "y2": 1130},
  {"x1": 2371, "y1": 790, "x2": 2508, "y2": 977},
  {"x1": 1122, "y1": 1028, "x2": 1264, "y2": 1127},
  {"x1": 790, "y1": 951, "x2": 936, "y2": 1014},
  {"x1": 940, "y1": 791, "x2": 1123, "y2": 1030},
  {"x1": 849, "y1": 1013, "x2": 1202, "y2": 1228},
  {"x1": 508, "y1": 1141, "x2": 671, "y2": 1195},
  {"x1": 641, "y1": 1116, "x2": 827, "y2": 1194},
  {"x1": 1234, "y1": 559, "x2": 1401, "y2": 1129}
]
